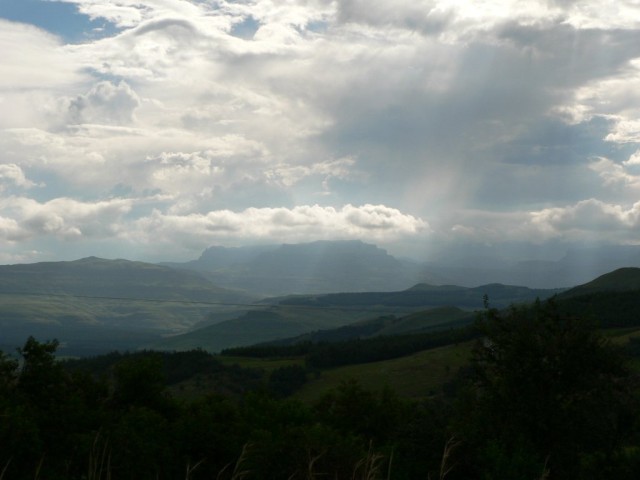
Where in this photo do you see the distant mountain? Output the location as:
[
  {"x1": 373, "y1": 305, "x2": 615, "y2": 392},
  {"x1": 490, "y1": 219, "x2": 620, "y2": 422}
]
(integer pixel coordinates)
[
  {"x1": 0, "y1": 257, "x2": 254, "y2": 355},
  {"x1": 157, "y1": 281, "x2": 560, "y2": 352},
  {"x1": 262, "y1": 306, "x2": 475, "y2": 346},
  {"x1": 166, "y1": 241, "x2": 640, "y2": 293},
  {"x1": 558, "y1": 267, "x2": 640, "y2": 298},
  {"x1": 0, "y1": 256, "x2": 246, "y2": 301},
  {"x1": 164, "y1": 245, "x2": 277, "y2": 271},
  {"x1": 276, "y1": 282, "x2": 562, "y2": 309},
  {"x1": 425, "y1": 244, "x2": 640, "y2": 288},
  {"x1": 164, "y1": 240, "x2": 436, "y2": 295}
]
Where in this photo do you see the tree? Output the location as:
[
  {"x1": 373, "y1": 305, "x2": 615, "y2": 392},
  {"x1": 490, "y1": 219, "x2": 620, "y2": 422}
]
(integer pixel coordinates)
[
  {"x1": 16, "y1": 336, "x2": 64, "y2": 404},
  {"x1": 456, "y1": 298, "x2": 636, "y2": 479},
  {"x1": 0, "y1": 350, "x2": 18, "y2": 397},
  {"x1": 112, "y1": 354, "x2": 170, "y2": 412}
]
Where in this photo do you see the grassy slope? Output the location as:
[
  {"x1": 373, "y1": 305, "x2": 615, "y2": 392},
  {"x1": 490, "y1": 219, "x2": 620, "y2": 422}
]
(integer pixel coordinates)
[
  {"x1": 0, "y1": 257, "x2": 256, "y2": 355},
  {"x1": 278, "y1": 283, "x2": 562, "y2": 309},
  {"x1": 156, "y1": 306, "x2": 380, "y2": 352},
  {"x1": 559, "y1": 267, "x2": 640, "y2": 297},
  {"x1": 0, "y1": 257, "x2": 246, "y2": 301},
  {"x1": 377, "y1": 306, "x2": 473, "y2": 335},
  {"x1": 160, "y1": 279, "x2": 554, "y2": 353},
  {"x1": 0, "y1": 258, "x2": 254, "y2": 330},
  {"x1": 294, "y1": 341, "x2": 474, "y2": 402}
]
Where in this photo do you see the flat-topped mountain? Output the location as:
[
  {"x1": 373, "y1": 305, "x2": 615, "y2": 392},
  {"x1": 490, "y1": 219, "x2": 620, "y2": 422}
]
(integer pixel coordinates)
[{"x1": 165, "y1": 240, "x2": 434, "y2": 295}]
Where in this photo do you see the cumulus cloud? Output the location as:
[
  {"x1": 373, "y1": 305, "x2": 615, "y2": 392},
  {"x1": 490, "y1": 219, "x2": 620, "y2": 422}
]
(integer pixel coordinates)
[
  {"x1": 0, "y1": 19, "x2": 84, "y2": 90},
  {"x1": 266, "y1": 157, "x2": 359, "y2": 188},
  {"x1": 530, "y1": 199, "x2": 640, "y2": 242},
  {"x1": 589, "y1": 157, "x2": 640, "y2": 188},
  {"x1": 127, "y1": 204, "x2": 427, "y2": 249},
  {"x1": 624, "y1": 149, "x2": 640, "y2": 166},
  {"x1": 0, "y1": 164, "x2": 38, "y2": 190},
  {"x1": 3, "y1": 0, "x2": 640, "y2": 262},
  {"x1": 0, "y1": 196, "x2": 133, "y2": 243},
  {"x1": 65, "y1": 81, "x2": 141, "y2": 125},
  {"x1": 533, "y1": 199, "x2": 634, "y2": 230},
  {"x1": 336, "y1": 0, "x2": 454, "y2": 34}
]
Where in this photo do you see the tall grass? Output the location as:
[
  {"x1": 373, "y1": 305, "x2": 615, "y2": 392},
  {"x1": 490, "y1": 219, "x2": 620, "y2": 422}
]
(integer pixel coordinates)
[
  {"x1": 429, "y1": 436, "x2": 460, "y2": 480},
  {"x1": 87, "y1": 431, "x2": 111, "y2": 480},
  {"x1": 0, "y1": 458, "x2": 11, "y2": 480},
  {"x1": 351, "y1": 442, "x2": 387, "y2": 480},
  {"x1": 217, "y1": 443, "x2": 251, "y2": 480}
]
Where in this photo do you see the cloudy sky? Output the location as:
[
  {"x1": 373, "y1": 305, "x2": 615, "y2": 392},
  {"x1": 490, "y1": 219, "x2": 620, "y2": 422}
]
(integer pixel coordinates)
[{"x1": 1, "y1": 0, "x2": 640, "y2": 264}]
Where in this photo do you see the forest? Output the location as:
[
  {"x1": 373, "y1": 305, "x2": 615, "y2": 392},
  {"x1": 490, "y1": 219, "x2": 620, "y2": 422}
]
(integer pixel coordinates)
[{"x1": 2, "y1": 298, "x2": 640, "y2": 480}]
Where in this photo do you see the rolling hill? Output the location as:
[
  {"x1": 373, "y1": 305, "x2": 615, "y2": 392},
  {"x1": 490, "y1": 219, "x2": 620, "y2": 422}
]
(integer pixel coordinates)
[
  {"x1": 558, "y1": 267, "x2": 640, "y2": 297},
  {"x1": 0, "y1": 257, "x2": 254, "y2": 355},
  {"x1": 550, "y1": 267, "x2": 640, "y2": 329},
  {"x1": 156, "y1": 281, "x2": 560, "y2": 352}
]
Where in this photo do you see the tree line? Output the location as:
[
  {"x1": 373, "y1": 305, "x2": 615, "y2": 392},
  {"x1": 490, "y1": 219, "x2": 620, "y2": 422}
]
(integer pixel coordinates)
[{"x1": 1, "y1": 298, "x2": 640, "y2": 479}]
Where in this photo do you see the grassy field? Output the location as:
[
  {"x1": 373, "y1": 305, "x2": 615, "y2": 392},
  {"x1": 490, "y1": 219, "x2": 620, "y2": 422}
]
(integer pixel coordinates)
[
  {"x1": 217, "y1": 355, "x2": 305, "y2": 372},
  {"x1": 294, "y1": 341, "x2": 474, "y2": 402}
]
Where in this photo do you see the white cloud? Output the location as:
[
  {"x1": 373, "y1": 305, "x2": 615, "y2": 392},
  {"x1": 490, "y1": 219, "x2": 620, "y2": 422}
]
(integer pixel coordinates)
[
  {"x1": 624, "y1": 149, "x2": 640, "y2": 166},
  {"x1": 266, "y1": 157, "x2": 359, "y2": 188},
  {"x1": 589, "y1": 157, "x2": 640, "y2": 188},
  {"x1": 0, "y1": 196, "x2": 133, "y2": 242},
  {"x1": 0, "y1": 164, "x2": 38, "y2": 190},
  {"x1": 127, "y1": 204, "x2": 428, "y2": 249},
  {"x1": 435, "y1": 198, "x2": 640, "y2": 245},
  {"x1": 3, "y1": 0, "x2": 640, "y2": 262},
  {"x1": 0, "y1": 19, "x2": 85, "y2": 90},
  {"x1": 606, "y1": 119, "x2": 640, "y2": 144},
  {"x1": 65, "y1": 81, "x2": 141, "y2": 125},
  {"x1": 523, "y1": 199, "x2": 640, "y2": 244}
]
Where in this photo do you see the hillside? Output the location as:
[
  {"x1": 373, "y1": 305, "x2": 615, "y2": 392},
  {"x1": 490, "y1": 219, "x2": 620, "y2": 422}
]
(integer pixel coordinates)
[
  {"x1": 155, "y1": 306, "x2": 380, "y2": 352},
  {"x1": 163, "y1": 240, "x2": 436, "y2": 295},
  {"x1": 0, "y1": 257, "x2": 254, "y2": 355},
  {"x1": 536, "y1": 268, "x2": 640, "y2": 329},
  {"x1": 558, "y1": 267, "x2": 640, "y2": 297},
  {"x1": 156, "y1": 281, "x2": 557, "y2": 352},
  {"x1": 276, "y1": 282, "x2": 562, "y2": 309},
  {"x1": 0, "y1": 256, "x2": 245, "y2": 301},
  {"x1": 259, "y1": 306, "x2": 474, "y2": 346}
]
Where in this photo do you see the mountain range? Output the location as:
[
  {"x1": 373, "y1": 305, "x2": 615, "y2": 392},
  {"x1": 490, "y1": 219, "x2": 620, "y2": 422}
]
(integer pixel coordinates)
[
  {"x1": 165, "y1": 240, "x2": 640, "y2": 293},
  {"x1": 0, "y1": 257, "x2": 253, "y2": 355},
  {"x1": 4, "y1": 240, "x2": 640, "y2": 355},
  {"x1": 163, "y1": 240, "x2": 435, "y2": 295}
]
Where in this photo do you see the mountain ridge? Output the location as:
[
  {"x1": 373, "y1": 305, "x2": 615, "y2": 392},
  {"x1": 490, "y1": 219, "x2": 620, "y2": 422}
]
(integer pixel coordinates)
[{"x1": 163, "y1": 240, "x2": 434, "y2": 295}]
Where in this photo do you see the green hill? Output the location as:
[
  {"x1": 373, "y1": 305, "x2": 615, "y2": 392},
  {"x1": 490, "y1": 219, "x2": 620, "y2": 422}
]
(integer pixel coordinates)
[
  {"x1": 0, "y1": 257, "x2": 254, "y2": 355},
  {"x1": 155, "y1": 306, "x2": 379, "y2": 352},
  {"x1": 559, "y1": 267, "x2": 640, "y2": 297},
  {"x1": 548, "y1": 268, "x2": 640, "y2": 329},
  {"x1": 257, "y1": 306, "x2": 474, "y2": 346},
  {"x1": 378, "y1": 306, "x2": 473, "y2": 335},
  {"x1": 0, "y1": 256, "x2": 247, "y2": 301},
  {"x1": 157, "y1": 280, "x2": 558, "y2": 352},
  {"x1": 277, "y1": 282, "x2": 562, "y2": 309}
]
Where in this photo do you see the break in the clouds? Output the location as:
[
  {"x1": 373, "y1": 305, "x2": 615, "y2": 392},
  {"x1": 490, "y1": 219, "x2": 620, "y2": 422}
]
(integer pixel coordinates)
[{"x1": 1, "y1": 0, "x2": 640, "y2": 263}]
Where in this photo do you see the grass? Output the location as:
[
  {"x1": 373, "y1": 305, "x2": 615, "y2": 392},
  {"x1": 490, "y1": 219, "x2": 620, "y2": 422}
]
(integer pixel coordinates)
[
  {"x1": 294, "y1": 341, "x2": 474, "y2": 402},
  {"x1": 217, "y1": 355, "x2": 305, "y2": 372}
]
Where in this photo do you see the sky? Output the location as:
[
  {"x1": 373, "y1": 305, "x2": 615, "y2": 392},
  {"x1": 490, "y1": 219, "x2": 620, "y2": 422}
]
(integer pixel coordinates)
[{"x1": 1, "y1": 0, "x2": 640, "y2": 264}]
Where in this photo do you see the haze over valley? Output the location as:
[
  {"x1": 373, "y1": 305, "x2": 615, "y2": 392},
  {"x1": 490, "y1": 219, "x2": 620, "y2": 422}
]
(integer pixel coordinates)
[{"x1": 4, "y1": 238, "x2": 640, "y2": 356}]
